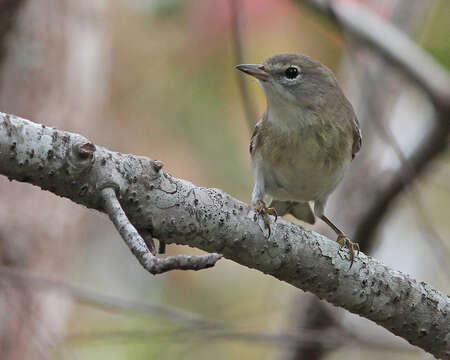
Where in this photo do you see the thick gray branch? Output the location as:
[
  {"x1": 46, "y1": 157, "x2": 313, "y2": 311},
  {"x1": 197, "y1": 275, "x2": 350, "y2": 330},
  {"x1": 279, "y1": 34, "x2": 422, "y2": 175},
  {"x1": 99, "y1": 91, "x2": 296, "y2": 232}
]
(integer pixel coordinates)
[{"x1": 0, "y1": 112, "x2": 449, "y2": 358}]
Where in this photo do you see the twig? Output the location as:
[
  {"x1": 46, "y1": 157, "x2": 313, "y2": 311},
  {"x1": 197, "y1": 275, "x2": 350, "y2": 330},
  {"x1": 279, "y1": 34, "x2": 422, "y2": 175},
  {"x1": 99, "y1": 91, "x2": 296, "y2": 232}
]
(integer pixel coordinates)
[
  {"x1": 230, "y1": 0, "x2": 257, "y2": 131},
  {"x1": 0, "y1": 265, "x2": 221, "y2": 329},
  {"x1": 66, "y1": 328, "x2": 348, "y2": 349},
  {"x1": 0, "y1": 0, "x2": 26, "y2": 66},
  {"x1": 64, "y1": 327, "x2": 414, "y2": 354},
  {"x1": 101, "y1": 187, "x2": 222, "y2": 275}
]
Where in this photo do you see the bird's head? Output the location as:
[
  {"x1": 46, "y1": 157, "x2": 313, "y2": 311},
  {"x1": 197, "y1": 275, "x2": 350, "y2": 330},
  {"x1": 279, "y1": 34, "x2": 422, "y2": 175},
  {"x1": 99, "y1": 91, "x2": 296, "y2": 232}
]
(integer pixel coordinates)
[{"x1": 236, "y1": 53, "x2": 338, "y2": 108}]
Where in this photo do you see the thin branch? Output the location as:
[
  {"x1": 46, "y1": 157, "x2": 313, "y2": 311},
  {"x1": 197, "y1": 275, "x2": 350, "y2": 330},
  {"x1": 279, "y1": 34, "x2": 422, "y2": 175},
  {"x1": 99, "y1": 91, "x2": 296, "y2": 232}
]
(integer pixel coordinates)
[
  {"x1": 367, "y1": 91, "x2": 450, "y2": 279},
  {"x1": 353, "y1": 106, "x2": 449, "y2": 253},
  {"x1": 0, "y1": 0, "x2": 26, "y2": 66},
  {"x1": 0, "y1": 112, "x2": 449, "y2": 358},
  {"x1": 299, "y1": 0, "x2": 450, "y2": 110},
  {"x1": 101, "y1": 187, "x2": 222, "y2": 275},
  {"x1": 0, "y1": 266, "x2": 221, "y2": 329},
  {"x1": 65, "y1": 327, "x2": 414, "y2": 354},
  {"x1": 230, "y1": 0, "x2": 257, "y2": 131},
  {"x1": 344, "y1": 49, "x2": 450, "y2": 280},
  {"x1": 66, "y1": 328, "x2": 346, "y2": 349},
  {"x1": 408, "y1": 191, "x2": 450, "y2": 279}
]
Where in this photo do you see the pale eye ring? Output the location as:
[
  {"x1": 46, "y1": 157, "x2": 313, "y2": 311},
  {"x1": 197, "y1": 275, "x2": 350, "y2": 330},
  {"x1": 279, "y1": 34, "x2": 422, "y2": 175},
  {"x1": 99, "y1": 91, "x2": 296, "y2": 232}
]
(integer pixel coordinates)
[{"x1": 285, "y1": 66, "x2": 299, "y2": 79}]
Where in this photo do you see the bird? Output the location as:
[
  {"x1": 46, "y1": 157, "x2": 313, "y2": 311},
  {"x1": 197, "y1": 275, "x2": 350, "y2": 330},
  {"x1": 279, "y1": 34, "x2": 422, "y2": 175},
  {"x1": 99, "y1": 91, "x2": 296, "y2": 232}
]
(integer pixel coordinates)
[{"x1": 236, "y1": 53, "x2": 361, "y2": 267}]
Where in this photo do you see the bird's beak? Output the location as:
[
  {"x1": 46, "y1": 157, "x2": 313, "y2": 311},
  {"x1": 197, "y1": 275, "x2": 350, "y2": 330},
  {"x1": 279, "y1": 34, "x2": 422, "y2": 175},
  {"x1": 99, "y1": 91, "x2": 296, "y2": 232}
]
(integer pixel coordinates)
[{"x1": 235, "y1": 64, "x2": 269, "y2": 81}]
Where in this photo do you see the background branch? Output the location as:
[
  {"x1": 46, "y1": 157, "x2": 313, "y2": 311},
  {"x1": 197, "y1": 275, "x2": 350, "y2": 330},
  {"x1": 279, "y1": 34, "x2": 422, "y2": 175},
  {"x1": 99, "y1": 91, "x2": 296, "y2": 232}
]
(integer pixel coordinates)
[
  {"x1": 0, "y1": 266, "x2": 220, "y2": 328},
  {"x1": 230, "y1": 0, "x2": 257, "y2": 132},
  {"x1": 299, "y1": 0, "x2": 450, "y2": 108}
]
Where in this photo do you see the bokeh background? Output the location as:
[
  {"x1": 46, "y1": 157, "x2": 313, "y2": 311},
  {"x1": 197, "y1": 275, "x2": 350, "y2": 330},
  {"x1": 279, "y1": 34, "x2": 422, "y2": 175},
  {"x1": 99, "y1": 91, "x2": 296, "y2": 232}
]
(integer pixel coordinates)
[{"x1": 0, "y1": 0, "x2": 449, "y2": 359}]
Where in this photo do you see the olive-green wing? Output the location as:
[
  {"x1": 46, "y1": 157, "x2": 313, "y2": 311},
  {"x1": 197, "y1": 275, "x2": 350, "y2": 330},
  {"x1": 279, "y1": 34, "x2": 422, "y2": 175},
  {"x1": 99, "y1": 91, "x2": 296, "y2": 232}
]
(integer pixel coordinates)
[{"x1": 249, "y1": 113, "x2": 266, "y2": 156}]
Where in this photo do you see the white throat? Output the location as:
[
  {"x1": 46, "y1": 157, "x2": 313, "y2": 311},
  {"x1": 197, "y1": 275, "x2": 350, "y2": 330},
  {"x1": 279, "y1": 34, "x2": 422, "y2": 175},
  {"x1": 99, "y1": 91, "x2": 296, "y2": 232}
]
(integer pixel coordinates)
[{"x1": 262, "y1": 82, "x2": 315, "y2": 131}]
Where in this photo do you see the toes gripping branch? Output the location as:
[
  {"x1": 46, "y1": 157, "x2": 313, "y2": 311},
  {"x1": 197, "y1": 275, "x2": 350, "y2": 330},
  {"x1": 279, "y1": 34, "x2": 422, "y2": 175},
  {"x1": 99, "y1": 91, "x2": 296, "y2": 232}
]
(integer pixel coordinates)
[
  {"x1": 320, "y1": 215, "x2": 360, "y2": 268},
  {"x1": 254, "y1": 200, "x2": 277, "y2": 237},
  {"x1": 337, "y1": 235, "x2": 360, "y2": 269}
]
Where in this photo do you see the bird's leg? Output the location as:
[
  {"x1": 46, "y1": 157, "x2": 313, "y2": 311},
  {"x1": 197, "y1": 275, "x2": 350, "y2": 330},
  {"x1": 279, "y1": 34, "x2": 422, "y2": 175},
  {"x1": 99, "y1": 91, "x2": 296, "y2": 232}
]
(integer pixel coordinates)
[
  {"x1": 320, "y1": 215, "x2": 359, "y2": 268},
  {"x1": 253, "y1": 200, "x2": 277, "y2": 237},
  {"x1": 251, "y1": 174, "x2": 277, "y2": 236}
]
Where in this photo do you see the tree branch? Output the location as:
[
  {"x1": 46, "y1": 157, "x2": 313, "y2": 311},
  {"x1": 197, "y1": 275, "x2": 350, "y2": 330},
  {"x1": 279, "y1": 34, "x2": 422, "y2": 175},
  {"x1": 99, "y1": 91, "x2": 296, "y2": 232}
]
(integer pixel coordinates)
[
  {"x1": 0, "y1": 112, "x2": 449, "y2": 357},
  {"x1": 299, "y1": 0, "x2": 450, "y2": 110},
  {"x1": 101, "y1": 187, "x2": 221, "y2": 274}
]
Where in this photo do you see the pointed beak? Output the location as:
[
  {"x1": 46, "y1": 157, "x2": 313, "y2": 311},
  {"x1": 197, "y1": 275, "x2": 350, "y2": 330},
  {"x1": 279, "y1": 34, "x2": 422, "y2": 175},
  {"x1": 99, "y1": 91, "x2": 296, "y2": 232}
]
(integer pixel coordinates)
[{"x1": 235, "y1": 64, "x2": 269, "y2": 81}]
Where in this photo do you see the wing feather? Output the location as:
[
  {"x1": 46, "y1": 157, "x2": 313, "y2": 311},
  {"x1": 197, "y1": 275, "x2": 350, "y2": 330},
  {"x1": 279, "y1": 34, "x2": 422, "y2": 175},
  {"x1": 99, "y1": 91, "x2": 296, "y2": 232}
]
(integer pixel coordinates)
[
  {"x1": 351, "y1": 115, "x2": 362, "y2": 159},
  {"x1": 249, "y1": 114, "x2": 265, "y2": 156}
]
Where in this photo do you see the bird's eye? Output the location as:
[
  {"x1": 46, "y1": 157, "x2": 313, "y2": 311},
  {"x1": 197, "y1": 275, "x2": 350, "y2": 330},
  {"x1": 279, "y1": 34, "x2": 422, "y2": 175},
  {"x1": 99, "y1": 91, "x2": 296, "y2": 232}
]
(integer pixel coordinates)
[{"x1": 284, "y1": 66, "x2": 299, "y2": 79}]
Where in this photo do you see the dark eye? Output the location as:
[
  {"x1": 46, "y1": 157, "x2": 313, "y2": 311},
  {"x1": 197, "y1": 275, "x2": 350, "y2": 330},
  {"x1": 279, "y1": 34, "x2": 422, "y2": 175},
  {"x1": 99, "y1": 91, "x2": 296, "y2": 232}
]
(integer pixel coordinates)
[{"x1": 285, "y1": 66, "x2": 299, "y2": 79}]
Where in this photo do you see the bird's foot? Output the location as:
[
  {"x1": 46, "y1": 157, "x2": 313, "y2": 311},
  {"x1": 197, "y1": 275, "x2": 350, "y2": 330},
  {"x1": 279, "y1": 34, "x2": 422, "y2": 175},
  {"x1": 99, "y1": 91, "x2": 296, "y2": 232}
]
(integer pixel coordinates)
[
  {"x1": 337, "y1": 234, "x2": 360, "y2": 268},
  {"x1": 253, "y1": 200, "x2": 277, "y2": 237}
]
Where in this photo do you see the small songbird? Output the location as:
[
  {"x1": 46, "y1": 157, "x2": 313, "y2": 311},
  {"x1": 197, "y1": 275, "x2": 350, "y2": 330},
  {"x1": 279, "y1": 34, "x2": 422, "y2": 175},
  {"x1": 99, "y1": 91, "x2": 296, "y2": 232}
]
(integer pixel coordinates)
[{"x1": 236, "y1": 53, "x2": 362, "y2": 266}]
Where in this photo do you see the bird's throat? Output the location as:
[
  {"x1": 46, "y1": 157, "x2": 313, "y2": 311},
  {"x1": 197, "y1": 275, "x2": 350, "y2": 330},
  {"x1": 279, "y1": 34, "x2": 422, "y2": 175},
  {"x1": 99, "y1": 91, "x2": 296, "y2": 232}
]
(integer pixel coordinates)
[{"x1": 267, "y1": 104, "x2": 316, "y2": 133}]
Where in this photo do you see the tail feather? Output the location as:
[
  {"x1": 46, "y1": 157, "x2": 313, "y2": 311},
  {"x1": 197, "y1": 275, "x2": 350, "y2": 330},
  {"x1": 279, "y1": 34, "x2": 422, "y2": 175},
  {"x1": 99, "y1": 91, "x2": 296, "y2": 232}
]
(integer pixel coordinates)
[{"x1": 269, "y1": 200, "x2": 316, "y2": 224}]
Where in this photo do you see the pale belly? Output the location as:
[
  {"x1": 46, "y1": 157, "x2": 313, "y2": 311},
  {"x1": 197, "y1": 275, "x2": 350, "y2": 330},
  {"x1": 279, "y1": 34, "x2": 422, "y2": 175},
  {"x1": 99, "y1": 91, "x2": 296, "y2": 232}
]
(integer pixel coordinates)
[
  {"x1": 254, "y1": 140, "x2": 351, "y2": 202},
  {"x1": 262, "y1": 159, "x2": 348, "y2": 202}
]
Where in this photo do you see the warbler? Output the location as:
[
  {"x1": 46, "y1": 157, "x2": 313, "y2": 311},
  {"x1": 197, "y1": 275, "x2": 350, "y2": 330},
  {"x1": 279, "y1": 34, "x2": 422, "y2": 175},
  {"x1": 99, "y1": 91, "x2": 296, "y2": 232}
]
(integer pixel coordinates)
[{"x1": 236, "y1": 53, "x2": 361, "y2": 266}]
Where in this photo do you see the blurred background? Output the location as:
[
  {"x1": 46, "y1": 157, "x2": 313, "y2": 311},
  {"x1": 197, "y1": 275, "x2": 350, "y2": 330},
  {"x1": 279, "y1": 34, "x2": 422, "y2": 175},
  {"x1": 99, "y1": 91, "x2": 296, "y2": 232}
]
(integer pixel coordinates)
[{"x1": 0, "y1": 0, "x2": 449, "y2": 359}]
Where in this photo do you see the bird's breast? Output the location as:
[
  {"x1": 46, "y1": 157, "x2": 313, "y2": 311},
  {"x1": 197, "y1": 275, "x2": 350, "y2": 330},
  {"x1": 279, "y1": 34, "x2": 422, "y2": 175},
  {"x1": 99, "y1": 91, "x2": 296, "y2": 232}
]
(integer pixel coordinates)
[{"x1": 253, "y1": 119, "x2": 352, "y2": 201}]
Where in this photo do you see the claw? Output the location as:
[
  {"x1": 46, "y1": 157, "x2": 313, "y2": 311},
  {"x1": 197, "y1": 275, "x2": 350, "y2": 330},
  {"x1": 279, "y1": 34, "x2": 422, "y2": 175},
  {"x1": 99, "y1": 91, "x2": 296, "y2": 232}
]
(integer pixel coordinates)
[
  {"x1": 337, "y1": 234, "x2": 359, "y2": 269},
  {"x1": 265, "y1": 207, "x2": 278, "y2": 222},
  {"x1": 264, "y1": 216, "x2": 271, "y2": 237},
  {"x1": 254, "y1": 200, "x2": 278, "y2": 237}
]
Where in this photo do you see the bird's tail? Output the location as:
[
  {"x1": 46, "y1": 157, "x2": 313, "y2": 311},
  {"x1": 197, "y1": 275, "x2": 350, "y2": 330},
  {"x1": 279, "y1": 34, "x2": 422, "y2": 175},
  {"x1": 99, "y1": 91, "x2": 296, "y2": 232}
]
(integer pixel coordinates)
[{"x1": 269, "y1": 200, "x2": 316, "y2": 224}]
